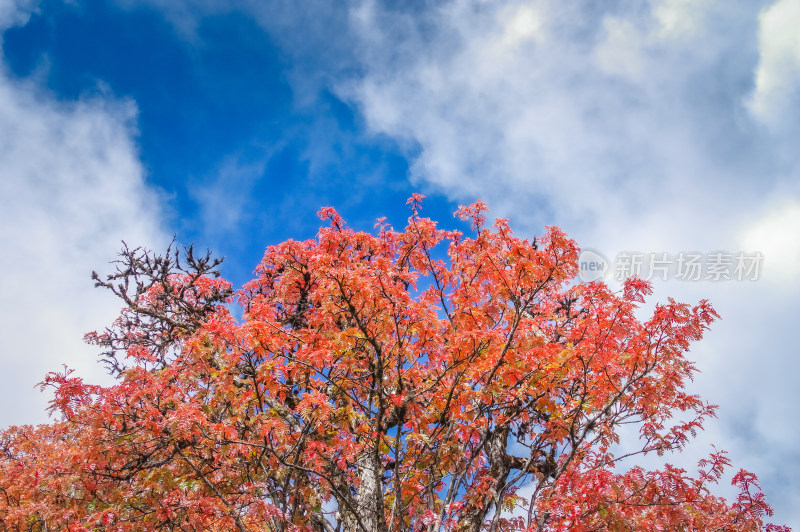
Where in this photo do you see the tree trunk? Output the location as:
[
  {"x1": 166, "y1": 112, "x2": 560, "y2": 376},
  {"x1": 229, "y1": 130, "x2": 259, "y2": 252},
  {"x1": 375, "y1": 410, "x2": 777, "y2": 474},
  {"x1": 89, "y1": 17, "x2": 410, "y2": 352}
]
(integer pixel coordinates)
[
  {"x1": 343, "y1": 444, "x2": 387, "y2": 532},
  {"x1": 458, "y1": 428, "x2": 511, "y2": 531}
]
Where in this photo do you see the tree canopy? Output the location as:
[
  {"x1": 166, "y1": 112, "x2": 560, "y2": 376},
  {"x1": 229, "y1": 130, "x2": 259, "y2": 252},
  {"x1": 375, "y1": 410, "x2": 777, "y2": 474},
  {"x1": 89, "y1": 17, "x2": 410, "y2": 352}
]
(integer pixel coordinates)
[{"x1": 0, "y1": 196, "x2": 788, "y2": 531}]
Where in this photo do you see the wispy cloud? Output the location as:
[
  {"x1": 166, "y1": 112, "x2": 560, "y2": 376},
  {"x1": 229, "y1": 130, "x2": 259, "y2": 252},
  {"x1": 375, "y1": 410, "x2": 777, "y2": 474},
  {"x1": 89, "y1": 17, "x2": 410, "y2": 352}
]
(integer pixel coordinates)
[
  {"x1": 339, "y1": 1, "x2": 779, "y2": 235},
  {"x1": 0, "y1": 1, "x2": 169, "y2": 426},
  {"x1": 189, "y1": 149, "x2": 269, "y2": 240},
  {"x1": 748, "y1": 0, "x2": 800, "y2": 127}
]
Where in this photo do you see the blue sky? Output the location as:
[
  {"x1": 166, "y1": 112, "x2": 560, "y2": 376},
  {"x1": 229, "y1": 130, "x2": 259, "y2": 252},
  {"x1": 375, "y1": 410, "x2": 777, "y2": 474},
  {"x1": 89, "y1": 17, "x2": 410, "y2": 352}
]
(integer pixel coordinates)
[{"x1": 1, "y1": 0, "x2": 799, "y2": 526}]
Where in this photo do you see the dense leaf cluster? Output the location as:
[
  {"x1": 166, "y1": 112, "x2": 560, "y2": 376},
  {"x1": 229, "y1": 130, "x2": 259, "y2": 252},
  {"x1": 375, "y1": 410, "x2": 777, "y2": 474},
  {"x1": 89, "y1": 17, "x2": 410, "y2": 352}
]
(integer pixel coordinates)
[{"x1": 0, "y1": 197, "x2": 788, "y2": 531}]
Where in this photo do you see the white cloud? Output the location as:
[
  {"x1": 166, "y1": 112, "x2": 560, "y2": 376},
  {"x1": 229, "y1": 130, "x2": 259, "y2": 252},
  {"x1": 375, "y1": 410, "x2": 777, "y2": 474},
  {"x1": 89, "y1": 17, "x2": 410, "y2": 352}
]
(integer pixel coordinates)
[
  {"x1": 748, "y1": 0, "x2": 800, "y2": 125},
  {"x1": 595, "y1": 17, "x2": 648, "y2": 81},
  {"x1": 596, "y1": 0, "x2": 718, "y2": 82},
  {"x1": 0, "y1": 0, "x2": 38, "y2": 30},
  {"x1": 499, "y1": 4, "x2": 544, "y2": 47},
  {"x1": 0, "y1": 7, "x2": 168, "y2": 426},
  {"x1": 652, "y1": 0, "x2": 716, "y2": 40},
  {"x1": 741, "y1": 200, "x2": 800, "y2": 279},
  {"x1": 342, "y1": 1, "x2": 760, "y2": 234}
]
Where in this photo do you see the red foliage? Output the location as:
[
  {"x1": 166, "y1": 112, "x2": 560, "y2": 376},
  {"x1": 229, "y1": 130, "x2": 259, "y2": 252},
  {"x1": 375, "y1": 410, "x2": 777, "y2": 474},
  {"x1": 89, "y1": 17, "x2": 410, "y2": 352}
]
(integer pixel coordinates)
[{"x1": 0, "y1": 198, "x2": 787, "y2": 531}]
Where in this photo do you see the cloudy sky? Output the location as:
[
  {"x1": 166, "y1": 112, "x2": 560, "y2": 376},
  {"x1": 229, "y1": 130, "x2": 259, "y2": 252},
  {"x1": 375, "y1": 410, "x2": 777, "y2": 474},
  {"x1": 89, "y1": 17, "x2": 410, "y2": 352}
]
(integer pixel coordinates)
[{"x1": 1, "y1": 0, "x2": 798, "y2": 526}]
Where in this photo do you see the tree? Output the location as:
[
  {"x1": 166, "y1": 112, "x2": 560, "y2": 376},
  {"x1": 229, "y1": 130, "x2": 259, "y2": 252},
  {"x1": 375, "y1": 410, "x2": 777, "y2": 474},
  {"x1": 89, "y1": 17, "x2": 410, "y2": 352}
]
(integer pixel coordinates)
[{"x1": 0, "y1": 196, "x2": 789, "y2": 531}]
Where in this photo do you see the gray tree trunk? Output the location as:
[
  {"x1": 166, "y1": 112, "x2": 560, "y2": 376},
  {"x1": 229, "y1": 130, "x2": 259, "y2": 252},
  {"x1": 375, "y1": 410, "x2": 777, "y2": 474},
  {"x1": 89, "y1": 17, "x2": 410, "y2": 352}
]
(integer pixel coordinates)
[{"x1": 343, "y1": 443, "x2": 387, "y2": 532}]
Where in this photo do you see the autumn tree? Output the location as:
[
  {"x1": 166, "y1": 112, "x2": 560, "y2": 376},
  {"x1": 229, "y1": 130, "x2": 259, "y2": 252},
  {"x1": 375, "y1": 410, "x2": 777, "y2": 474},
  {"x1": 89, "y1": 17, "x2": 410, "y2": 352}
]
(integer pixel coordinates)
[{"x1": 0, "y1": 196, "x2": 789, "y2": 531}]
